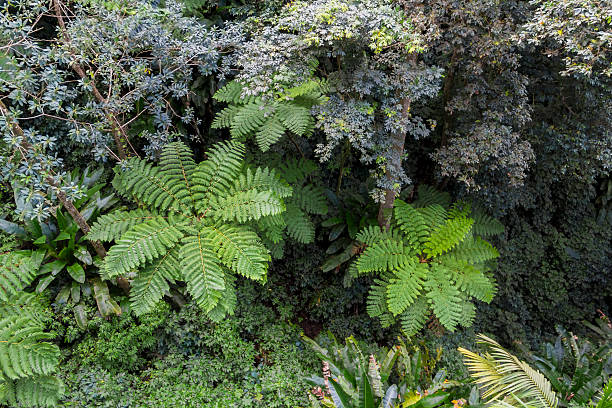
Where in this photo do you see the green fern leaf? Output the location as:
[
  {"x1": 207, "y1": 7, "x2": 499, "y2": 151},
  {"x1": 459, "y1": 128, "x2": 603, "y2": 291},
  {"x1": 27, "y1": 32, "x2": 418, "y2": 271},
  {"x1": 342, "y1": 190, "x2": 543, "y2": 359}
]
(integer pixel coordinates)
[
  {"x1": 386, "y1": 261, "x2": 428, "y2": 316},
  {"x1": 0, "y1": 318, "x2": 59, "y2": 379},
  {"x1": 424, "y1": 216, "x2": 474, "y2": 258},
  {"x1": 417, "y1": 204, "x2": 448, "y2": 231},
  {"x1": 412, "y1": 185, "x2": 451, "y2": 208},
  {"x1": 278, "y1": 158, "x2": 318, "y2": 184},
  {"x1": 356, "y1": 238, "x2": 412, "y2": 274},
  {"x1": 202, "y1": 224, "x2": 269, "y2": 280},
  {"x1": 255, "y1": 116, "x2": 286, "y2": 151},
  {"x1": 292, "y1": 184, "x2": 328, "y2": 215},
  {"x1": 471, "y1": 210, "x2": 505, "y2": 237},
  {"x1": 130, "y1": 247, "x2": 182, "y2": 316},
  {"x1": 1, "y1": 375, "x2": 64, "y2": 408},
  {"x1": 105, "y1": 217, "x2": 185, "y2": 278},
  {"x1": 284, "y1": 203, "x2": 315, "y2": 244},
  {"x1": 211, "y1": 190, "x2": 285, "y2": 223},
  {"x1": 425, "y1": 266, "x2": 463, "y2": 331},
  {"x1": 393, "y1": 200, "x2": 429, "y2": 250},
  {"x1": 213, "y1": 81, "x2": 244, "y2": 103},
  {"x1": 88, "y1": 209, "x2": 158, "y2": 242},
  {"x1": 115, "y1": 157, "x2": 192, "y2": 214},
  {"x1": 276, "y1": 103, "x2": 312, "y2": 136},
  {"x1": 192, "y1": 141, "x2": 245, "y2": 214},
  {"x1": 0, "y1": 292, "x2": 46, "y2": 326},
  {"x1": 230, "y1": 102, "x2": 268, "y2": 138},
  {"x1": 256, "y1": 214, "x2": 286, "y2": 244},
  {"x1": 458, "y1": 299, "x2": 476, "y2": 328},
  {"x1": 207, "y1": 273, "x2": 237, "y2": 322},
  {"x1": 231, "y1": 167, "x2": 292, "y2": 199},
  {"x1": 211, "y1": 105, "x2": 241, "y2": 129},
  {"x1": 399, "y1": 296, "x2": 429, "y2": 337},
  {"x1": 180, "y1": 232, "x2": 226, "y2": 312},
  {"x1": 450, "y1": 261, "x2": 497, "y2": 303},
  {"x1": 159, "y1": 141, "x2": 198, "y2": 210},
  {"x1": 0, "y1": 252, "x2": 40, "y2": 302},
  {"x1": 445, "y1": 236, "x2": 500, "y2": 264}
]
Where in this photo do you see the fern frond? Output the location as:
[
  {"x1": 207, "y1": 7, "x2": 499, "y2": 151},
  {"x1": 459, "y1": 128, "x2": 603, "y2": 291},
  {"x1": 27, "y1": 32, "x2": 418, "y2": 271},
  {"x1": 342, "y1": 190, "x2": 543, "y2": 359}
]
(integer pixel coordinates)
[
  {"x1": 192, "y1": 140, "x2": 245, "y2": 213},
  {"x1": 211, "y1": 105, "x2": 241, "y2": 129},
  {"x1": 284, "y1": 203, "x2": 315, "y2": 244},
  {"x1": 367, "y1": 273, "x2": 396, "y2": 328},
  {"x1": 88, "y1": 209, "x2": 158, "y2": 242},
  {"x1": 424, "y1": 216, "x2": 474, "y2": 258},
  {"x1": 130, "y1": 247, "x2": 182, "y2": 316},
  {"x1": 459, "y1": 334, "x2": 559, "y2": 408},
  {"x1": 471, "y1": 210, "x2": 505, "y2": 237},
  {"x1": 213, "y1": 81, "x2": 244, "y2": 103},
  {"x1": 180, "y1": 232, "x2": 226, "y2": 312},
  {"x1": 276, "y1": 103, "x2": 313, "y2": 136},
  {"x1": 0, "y1": 292, "x2": 46, "y2": 325},
  {"x1": 159, "y1": 141, "x2": 197, "y2": 210},
  {"x1": 356, "y1": 225, "x2": 387, "y2": 245},
  {"x1": 230, "y1": 102, "x2": 268, "y2": 138},
  {"x1": 278, "y1": 158, "x2": 318, "y2": 184},
  {"x1": 211, "y1": 190, "x2": 285, "y2": 223},
  {"x1": 292, "y1": 184, "x2": 328, "y2": 215},
  {"x1": 356, "y1": 238, "x2": 412, "y2": 274},
  {"x1": 231, "y1": 167, "x2": 292, "y2": 199},
  {"x1": 425, "y1": 266, "x2": 463, "y2": 331},
  {"x1": 105, "y1": 217, "x2": 185, "y2": 278},
  {"x1": 393, "y1": 200, "x2": 430, "y2": 249},
  {"x1": 0, "y1": 252, "x2": 40, "y2": 301},
  {"x1": 386, "y1": 261, "x2": 428, "y2": 316},
  {"x1": 115, "y1": 157, "x2": 191, "y2": 215},
  {"x1": 450, "y1": 261, "x2": 496, "y2": 303},
  {"x1": 417, "y1": 204, "x2": 448, "y2": 230},
  {"x1": 445, "y1": 236, "x2": 500, "y2": 264},
  {"x1": 207, "y1": 273, "x2": 237, "y2": 322},
  {"x1": 256, "y1": 214, "x2": 286, "y2": 244},
  {"x1": 202, "y1": 224, "x2": 269, "y2": 281},
  {"x1": 256, "y1": 117, "x2": 286, "y2": 151},
  {"x1": 458, "y1": 299, "x2": 476, "y2": 328},
  {"x1": 399, "y1": 296, "x2": 429, "y2": 337},
  {"x1": 412, "y1": 185, "x2": 451, "y2": 208},
  {"x1": 0, "y1": 317, "x2": 59, "y2": 379},
  {"x1": 1, "y1": 375, "x2": 64, "y2": 408}
]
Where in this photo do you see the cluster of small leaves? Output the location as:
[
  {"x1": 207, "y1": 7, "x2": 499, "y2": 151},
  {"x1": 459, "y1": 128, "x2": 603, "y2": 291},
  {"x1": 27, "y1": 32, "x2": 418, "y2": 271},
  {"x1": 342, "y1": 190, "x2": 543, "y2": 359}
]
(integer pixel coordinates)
[
  {"x1": 0, "y1": 0, "x2": 232, "y2": 220},
  {"x1": 521, "y1": 0, "x2": 612, "y2": 78},
  {"x1": 226, "y1": 0, "x2": 443, "y2": 201}
]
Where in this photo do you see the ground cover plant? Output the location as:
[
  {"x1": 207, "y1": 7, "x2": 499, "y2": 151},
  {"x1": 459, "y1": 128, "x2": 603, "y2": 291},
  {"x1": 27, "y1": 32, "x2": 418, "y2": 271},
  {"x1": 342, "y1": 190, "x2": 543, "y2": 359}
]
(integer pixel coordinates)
[{"x1": 0, "y1": 0, "x2": 610, "y2": 406}]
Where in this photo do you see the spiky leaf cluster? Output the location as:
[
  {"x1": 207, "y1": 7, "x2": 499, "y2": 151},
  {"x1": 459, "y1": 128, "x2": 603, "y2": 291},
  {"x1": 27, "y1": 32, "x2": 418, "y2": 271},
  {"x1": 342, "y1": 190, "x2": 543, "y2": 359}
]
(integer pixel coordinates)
[
  {"x1": 89, "y1": 141, "x2": 290, "y2": 319},
  {"x1": 0, "y1": 293, "x2": 64, "y2": 408},
  {"x1": 354, "y1": 187, "x2": 502, "y2": 336},
  {"x1": 211, "y1": 80, "x2": 326, "y2": 151}
]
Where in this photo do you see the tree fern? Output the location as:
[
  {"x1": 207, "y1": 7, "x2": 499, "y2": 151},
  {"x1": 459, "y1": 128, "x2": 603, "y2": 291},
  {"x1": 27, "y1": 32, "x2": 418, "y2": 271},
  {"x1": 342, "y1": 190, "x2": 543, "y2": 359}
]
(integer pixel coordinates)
[
  {"x1": 90, "y1": 141, "x2": 288, "y2": 319},
  {"x1": 459, "y1": 334, "x2": 559, "y2": 408},
  {"x1": 351, "y1": 186, "x2": 503, "y2": 336},
  {"x1": 212, "y1": 80, "x2": 325, "y2": 151}
]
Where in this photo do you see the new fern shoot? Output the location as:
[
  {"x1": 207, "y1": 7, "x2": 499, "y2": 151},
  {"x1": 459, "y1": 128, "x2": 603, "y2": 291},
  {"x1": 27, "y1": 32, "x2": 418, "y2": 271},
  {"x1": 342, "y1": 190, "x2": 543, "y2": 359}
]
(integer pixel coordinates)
[
  {"x1": 353, "y1": 186, "x2": 504, "y2": 336},
  {"x1": 88, "y1": 141, "x2": 291, "y2": 320}
]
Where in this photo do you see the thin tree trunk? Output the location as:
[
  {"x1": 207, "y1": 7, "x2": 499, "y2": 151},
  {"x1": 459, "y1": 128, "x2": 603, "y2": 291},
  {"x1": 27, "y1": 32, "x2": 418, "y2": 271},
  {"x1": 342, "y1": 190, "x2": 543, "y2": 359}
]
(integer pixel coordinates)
[{"x1": 377, "y1": 98, "x2": 411, "y2": 230}]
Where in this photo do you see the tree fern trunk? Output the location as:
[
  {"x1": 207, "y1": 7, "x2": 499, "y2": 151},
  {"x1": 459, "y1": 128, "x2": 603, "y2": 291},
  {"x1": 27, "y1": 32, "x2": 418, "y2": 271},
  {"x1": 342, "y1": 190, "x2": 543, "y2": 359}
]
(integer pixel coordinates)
[{"x1": 377, "y1": 98, "x2": 411, "y2": 230}]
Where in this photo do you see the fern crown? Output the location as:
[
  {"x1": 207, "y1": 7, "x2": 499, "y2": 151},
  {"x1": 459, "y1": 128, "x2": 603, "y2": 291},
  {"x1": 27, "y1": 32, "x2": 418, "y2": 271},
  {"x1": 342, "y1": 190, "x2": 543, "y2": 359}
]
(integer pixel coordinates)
[
  {"x1": 89, "y1": 141, "x2": 290, "y2": 319},
  {"x1": 354, "y1": 185, "x2": 503, "y2": 336}
]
